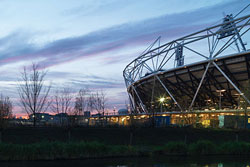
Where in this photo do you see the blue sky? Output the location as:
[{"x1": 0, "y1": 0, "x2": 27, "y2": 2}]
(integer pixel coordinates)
[{"x1": 0, "y1": 0, "x2": 249, "y2": 115}]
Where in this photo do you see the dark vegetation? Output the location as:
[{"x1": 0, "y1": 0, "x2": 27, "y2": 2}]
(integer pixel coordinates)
[
  {"x1": 1, "y1": 140, "x2": 250, "y2": 160},
  {"x1": 0, "y1": 141, "x2": 137, "y2": 160},
  {"x1": 156, "y1": 140, "x2": 250, "y2": 156},
  {"x1": 3, "y1": 127, "x2": 250, "y2": 145},
  {"x1": 0, "y1": 127, "x2": 249, "y2": 160}
]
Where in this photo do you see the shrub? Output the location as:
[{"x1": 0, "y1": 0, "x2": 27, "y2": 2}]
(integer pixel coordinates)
[
  {"x1": 1, "y1": 140, "x2": 250, "y2": 160},
  {"x1": 189, "y1": 140, "x2": 217, "y2": 155},
  {"x1": 220, "y1": 142, "x2": 250, "y2": 155},
  {"x1": 0, "y1": 141, "x2": 128, "y2": 160},
  {"x1": 163, "y1": 142, "x2": 188, "y2": 155}
]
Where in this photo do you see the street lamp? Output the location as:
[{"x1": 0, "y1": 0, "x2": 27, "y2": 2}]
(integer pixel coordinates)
[
  {"x1": 216, "y1": 89, "x2": 226, "y2": 110},
  {"x1": 159, "y1": 97, "x2": 165, "y2": 112}
]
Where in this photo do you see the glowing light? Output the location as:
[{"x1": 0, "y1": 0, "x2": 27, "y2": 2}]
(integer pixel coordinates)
[
  {"x1": 216, "y1": 89, "x2": 226, "y2": 93},
  {"x1": 159, "y1": 97, "x2": 165, "y2": 103}
]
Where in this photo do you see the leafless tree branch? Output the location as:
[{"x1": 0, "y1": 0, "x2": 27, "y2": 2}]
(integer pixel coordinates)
[
  {"x1": 17, "y1": 63, "x2": 51, "y2": 126},
  {"x1": 0, "y1": 94, "x2": 12, "y2": 129}
]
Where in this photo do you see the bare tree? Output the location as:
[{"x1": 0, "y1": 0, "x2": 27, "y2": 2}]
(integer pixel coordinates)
[
  {"x1": 51, "y1": 87, "x2": 73, "y2": 126},
  {"x1": 92, "y1": 90, "x2": 107, "y2": 116},
  {"x1": 17, "y1": 63, "x2": 51, "y2": 127},
  {"x1": 87, "y1": 90, "x2": 107, "y2": 126},
  {"x1": 0, "y1": 94, "x2": 12, "y2": 142},
  {"x1": 0, "y1": 95, "x2": 12, "y2": 128},
  {"x1": 87, "y1": 93, "x2": 96, "y2": 113},
  {"x1": 74, "y1": 88, "x2": 90, "y2": 116}
]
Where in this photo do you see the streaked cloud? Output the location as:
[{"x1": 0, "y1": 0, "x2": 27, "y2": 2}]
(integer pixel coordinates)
[
  {"x1": 0, "y1": 0, "x2": 246, "y2": 69},
  {"x1": 0, "y1": 0, "x2": 248, "y2": 114}
]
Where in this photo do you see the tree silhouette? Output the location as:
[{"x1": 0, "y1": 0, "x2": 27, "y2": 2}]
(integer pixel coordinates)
[{"x1": 17, "y1": 63, "x2": 51, "y2": 127}]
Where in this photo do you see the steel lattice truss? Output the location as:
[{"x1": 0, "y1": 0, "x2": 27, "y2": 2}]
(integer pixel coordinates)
[{"x1": 123, "y1": 14, "x2": 250, "y2": 113}]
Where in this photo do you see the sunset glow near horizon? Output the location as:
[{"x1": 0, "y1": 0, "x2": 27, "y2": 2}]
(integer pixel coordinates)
[{"x1": 0, "y1": 0, "x2": 249, "y2": 117}]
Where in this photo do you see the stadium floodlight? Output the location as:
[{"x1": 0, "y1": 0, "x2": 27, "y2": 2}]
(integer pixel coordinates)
[
  {"x1": 159, "y1": 97, "x2": 165, "y2": 103},
  {"x1": 159, "y1": 97, "x2": 165, "y2": 112}
]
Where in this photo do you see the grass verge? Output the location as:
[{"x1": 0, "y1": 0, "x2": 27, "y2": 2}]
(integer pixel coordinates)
[{"x1": 1, "y1": 140, "x2": 250, "y2": 160}]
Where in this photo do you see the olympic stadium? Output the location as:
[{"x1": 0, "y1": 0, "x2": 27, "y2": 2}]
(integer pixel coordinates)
[{"x1": 123, "y1": 12, "x2": 250, "y2": 114}]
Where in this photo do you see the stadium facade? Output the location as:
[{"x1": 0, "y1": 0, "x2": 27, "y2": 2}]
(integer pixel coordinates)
[{"x1": 123, "y1": 13, "x2": 250, "y2": 114}]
